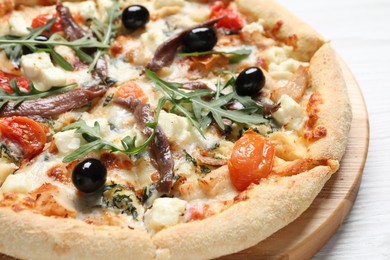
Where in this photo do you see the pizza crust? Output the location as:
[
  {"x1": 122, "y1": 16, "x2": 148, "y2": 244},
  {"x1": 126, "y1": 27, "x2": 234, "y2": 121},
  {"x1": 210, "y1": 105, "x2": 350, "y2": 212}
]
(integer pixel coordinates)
[
  {"x1": 308, "y1": 44, "x2": 352, "y2": 161},
  {"x1": 236, "y1": 0, "x2": 325, "y2": 62},
  {"x1": 0, "y1": 208, "x2": 156, "y2": 260},
  {"x1": 152, "y1": 165, "x2": 336, "y2": 259}
]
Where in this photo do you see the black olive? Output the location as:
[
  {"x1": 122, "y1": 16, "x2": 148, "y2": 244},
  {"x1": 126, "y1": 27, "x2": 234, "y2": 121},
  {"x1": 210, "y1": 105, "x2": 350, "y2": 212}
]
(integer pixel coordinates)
[
  {"x1": 72, "y1": 158, "x2": 107, "y2": 193},
  {"x1": 34, "y1": 35, "x2": 49, "y2": 49},
  {"x1": 122, "y1": 5, "x2": 150, "y2": 31},
  {"x1": 235, "y1": 67, "x2": 266, "y2": 96},
  {"x1": 182, "y1": 27, "x2": 217, "y2": 53}
]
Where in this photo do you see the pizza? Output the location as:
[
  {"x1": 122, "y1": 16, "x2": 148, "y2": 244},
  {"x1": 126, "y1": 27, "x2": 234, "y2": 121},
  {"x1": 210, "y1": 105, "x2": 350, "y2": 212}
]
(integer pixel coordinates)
[{"x1": 0, "y1": 0, "x2": 352, "y2": 259}]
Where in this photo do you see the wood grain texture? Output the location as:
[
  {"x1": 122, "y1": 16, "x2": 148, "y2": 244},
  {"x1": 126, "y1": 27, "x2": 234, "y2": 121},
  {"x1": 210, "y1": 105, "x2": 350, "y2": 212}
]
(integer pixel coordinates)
[{"x1": 220, "y1": 57, "x2": 368, "y2": 260}]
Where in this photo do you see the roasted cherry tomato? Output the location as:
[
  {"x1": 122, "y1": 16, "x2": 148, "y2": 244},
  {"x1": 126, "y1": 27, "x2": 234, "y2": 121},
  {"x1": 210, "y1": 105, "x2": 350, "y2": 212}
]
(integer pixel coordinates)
[
  {"x1": 31, "y1": 13, "x2": 63, "y2": 33},
  {"x1": 228, "y1": 130, "x2": 275, "y2": 191},
  {"x1": 210, "y1": 1, "x2": 244, "y2": 32},
  {"x1": 0, "y1": 117, "x2": 48, "y2": 159},
  {"x1": 0, "y1": 71, "x2": 30, "y2": 94}
]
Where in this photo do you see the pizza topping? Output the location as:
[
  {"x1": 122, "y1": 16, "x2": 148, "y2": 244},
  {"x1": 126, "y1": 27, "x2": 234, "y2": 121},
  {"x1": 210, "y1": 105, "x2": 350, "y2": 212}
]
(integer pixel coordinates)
[
  {"x1": 271, "y1": 66, "x2": 310, "y2": 103},
  {"x1": 272, "y1": 94, "x2": 307, "y2": 131},
  {"x1": 0, "y1": 4, "x2": 118, "y2": 72},
  {"x1": 182, "y1": 27, "x2": 217, "y2": 53},
  {"x1": 146, "y1": 16, "x2": 223, "y2": 72},
  {"x1": 56, "y1": 2, "x2": 86, "y2": 41},
  {"x1": 34, "y1": 35, "x2": 50, "y2": 48},
  {"x1": 102, "y1": 184, "x2": 139, "y2": 218},
  {"x1": 21, "y1": 52, "x2": 67, "y2": 92},
  {"x1": 72, "y1": 158, "x2": 107, "y2": 193},
  {"x1": 0, "y1": 71, "x2": 30, "y2": 94},
  {"x1": 210, "y1": 1, "x2": 245, "y2": 33},
  {"x1": 0, "y1": 158, "x2": 18, "y2": 184},
  {"x1": 0, "y1": 86, "x2": 105, "y2": 118},
  {"x1": 228, "y1": 130, "x2": 275, "y2": 192},
  {"x1": 0, "y1": 116, "x2": 48, "y2": 160},
  {"x1": 179, "y1": 48, "x2": 251, "y2": 64},
  {"x1": 114, "y1": 97, "x2": 174, "y2": 194},
  {"x1": 146, "y1": 70, "x2": 268, "y2": 134},
  {"x1": 235, "y1": 67, "x2": 266, "y2": 96},
  {"x1": 145, "y1": 197, "x2": 187, "y2": 233},
  {"x1": 122, "y1": 5, "x2": 150, "y2": 32},
  {"x1": 31, "y1": 13, "x2": 63, "y2": 34}
]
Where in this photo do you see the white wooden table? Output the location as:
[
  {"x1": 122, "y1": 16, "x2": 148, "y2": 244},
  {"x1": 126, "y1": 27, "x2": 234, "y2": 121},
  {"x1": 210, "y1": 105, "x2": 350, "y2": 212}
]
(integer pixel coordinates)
[{"x1": 276, "y1": 0, "x2": 390, "y2": 258}]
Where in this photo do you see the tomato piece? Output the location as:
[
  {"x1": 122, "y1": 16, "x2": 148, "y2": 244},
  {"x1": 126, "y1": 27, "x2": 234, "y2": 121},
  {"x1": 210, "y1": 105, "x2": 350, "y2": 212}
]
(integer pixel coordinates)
[
  {"x1": 0, "y1": 71, "x2": 13, "y2": 94},
  {"x1": 210, "y1": 1, "x2": 245, "y2": 32},
  {"x1": 115, "y1": 81, "x2": 148, "y2": 103},
  {"x1": 31, "y1": 13, "x2": 63, "y2": 33},
  {"x1": 228, "y1": 131, "x2": 275, "y2": 192},
  {"x1": 0, "y1": 71, "x2": 30, "y2": 94},
  {"x1": 0, "y1": 117, "x2": 48, "y2": 159}
]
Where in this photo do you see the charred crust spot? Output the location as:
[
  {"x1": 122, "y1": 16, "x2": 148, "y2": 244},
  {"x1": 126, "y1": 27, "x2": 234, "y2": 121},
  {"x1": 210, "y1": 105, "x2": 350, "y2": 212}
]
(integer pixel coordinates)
[
  {"x1": 234, "y1": 193, "x2": 249, "y2": 203},
  {"x1": 304, "y1": 92, "x2": 327, "y2": 141}
]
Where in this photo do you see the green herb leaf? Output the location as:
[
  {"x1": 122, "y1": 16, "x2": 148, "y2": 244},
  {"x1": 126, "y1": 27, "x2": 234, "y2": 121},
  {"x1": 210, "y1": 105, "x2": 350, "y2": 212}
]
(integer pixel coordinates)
[
  {"x1": 0, "y1": 18, "x2": 109, "y2": 70},
  {"x1": 179, "y1": 48, "x2": 252, "y2": 63},
  {"x1": 145, "y1": 69, "x2": 268, "y2": 135},
  {"x1": 45, "y1": 46, "x2": 74, "y2": 71},
  {"x1": 61, "y1": 98, "x2": 164, "y2": 163},
  {"x1": 88, "y1": 2, "x2": 122, "y2": 72}
]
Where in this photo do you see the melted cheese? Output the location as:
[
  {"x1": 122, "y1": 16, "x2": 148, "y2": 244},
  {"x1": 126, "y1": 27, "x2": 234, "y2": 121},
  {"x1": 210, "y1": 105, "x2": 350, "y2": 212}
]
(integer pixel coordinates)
[
  {"x1": 272, "y1": 94, "x2": 307, "y2": 131},
  {"x1": 0, "y1": 158, "x2": 17, "y2": 184},
  {"x1": 21, "y1": 53, "x2": 67, "y2": 91},
  {"x1": 145, "y1": 197, "x2": 187, "y2": 233}
]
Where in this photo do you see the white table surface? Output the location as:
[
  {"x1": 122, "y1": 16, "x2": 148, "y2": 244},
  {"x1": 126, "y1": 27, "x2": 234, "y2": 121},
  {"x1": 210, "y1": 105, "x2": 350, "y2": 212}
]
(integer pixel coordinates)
[{"x1": 276, "y1": 0, "x2": 390, "y2": 259}]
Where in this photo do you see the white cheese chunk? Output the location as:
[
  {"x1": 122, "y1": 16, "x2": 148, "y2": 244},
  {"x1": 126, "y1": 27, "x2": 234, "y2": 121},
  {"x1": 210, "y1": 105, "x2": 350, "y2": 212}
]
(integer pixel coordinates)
[
  {"x1": 272, "y1": 94, "x2": 306, "y2": 131},
  {"x1": 65, "y1": 1, "x2": 98, "y2": 21},
  {"x1": 0, "y1": 159, "x2": 18, "y2": 184},
  {"x1": 8, "y1": 15, "x2": 29, "y2": 36},
  {"x1": 1, "y1": 174, "x2": 34, "y2": 194},
  {"x1": 148, "y1": 197, "x2": 187, "y2": 232},
  {"x1": 242, "y1": 19, "x2": 265, "y2": 34},
  {"x1": 21, "y1": 53, "x2": 67, "y2": 91},
  {"x1": 53, "y1": 130, "x2": 84, "y2": 155},
  {"x1": 155, "y1": 0, "x2": 185, "y2": 9},
  {"x1": 140, "y1": 20, "x2": 168, "y2": 53},
  {"x1": 158, "y1": 111, "x2": 199, "y2": 146}
]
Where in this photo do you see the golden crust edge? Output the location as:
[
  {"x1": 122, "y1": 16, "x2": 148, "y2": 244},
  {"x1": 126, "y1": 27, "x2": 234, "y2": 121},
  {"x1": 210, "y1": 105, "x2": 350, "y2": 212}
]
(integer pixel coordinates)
[
  {"x1": 236, "y1": 0, "x2": 325, "y2": 62},
  {"x1": 152, "y1": 164, "x2": 337, "y2": 259},
  {"x1": 0, "y1": 209, "x2": 156, "y2": 260},
  {"x1": 308, "y1": 43, "x2": 353, "y2": 161}
]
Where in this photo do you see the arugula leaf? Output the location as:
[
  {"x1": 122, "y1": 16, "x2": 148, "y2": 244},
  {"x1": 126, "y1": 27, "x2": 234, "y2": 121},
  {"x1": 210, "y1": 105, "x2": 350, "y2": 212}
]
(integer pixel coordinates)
[
  {"x1": 179, "y1": 48, "x2": 252, "y2": 63},
  {"x1": 88, "y1": 2, "x2": 122, "y2": 72},
  {"x1": 145, "y1": 69, "x2": 268, "y2": 134},
  {"x1": 0, "y1": 3, "x2": 121, "y2": 72},
  {"x1": 0, "y1": 79, "x2": 77, "y2": 109},
  {"x1": 62, "y1": 98, "x2": 165, "y2": 163},
  {"x1": 0, "y1": 18, "x2": 109, "y2": 70}
]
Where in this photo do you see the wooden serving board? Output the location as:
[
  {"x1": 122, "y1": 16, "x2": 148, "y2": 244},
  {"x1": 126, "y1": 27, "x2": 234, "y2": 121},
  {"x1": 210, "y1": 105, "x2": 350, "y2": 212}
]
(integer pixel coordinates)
[{"x1": 223, "y1": 57, "x2": 369, "y2": 259}]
